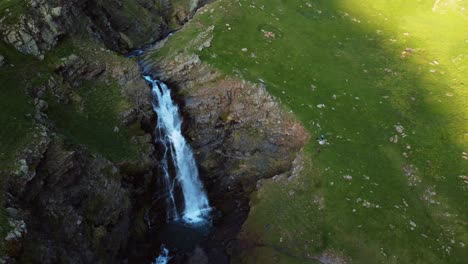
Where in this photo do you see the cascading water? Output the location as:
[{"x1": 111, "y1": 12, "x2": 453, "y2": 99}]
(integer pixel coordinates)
[
  {"x1": 144, "y1": 75, "x2": 211, "y2": 224},
  {"x1": 152, "y1": 245, "x2": 171, "y2": 264}
]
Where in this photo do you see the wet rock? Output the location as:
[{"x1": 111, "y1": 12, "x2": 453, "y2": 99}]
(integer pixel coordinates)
[
  {"x1": 187, "y1": 247, "x2": 209, "y2": 264},
  {"x1": 142, "y1": 38, "x2": 310, "y2": 261}
]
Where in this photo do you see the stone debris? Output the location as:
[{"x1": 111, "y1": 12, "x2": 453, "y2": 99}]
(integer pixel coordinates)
[
  {"x1": 395, "y1": 124, "x2": 404, "y2": 134},
  {"x1": 343, "y1": 175, "x2": 353, "y2": 180},
  {"x1": 421, "y1": 187, "x2": 439, "y2": 205},
  {"x1": 389, "y1": 134, "x2": 399, "y2": 143},
  {"x1": 263, "y1": 31, "x2": 276, "y2": 38},
  {"x1": 459, "y1": 175, "x2": 468, "y2": 185},
  {"x1": 0, "y1": 55, "x2": 5, "y2": 67},
  {"x1": 401, "y1": 47, "x2": 414, "y2": 58},
  {"x1": 317, "y1": 104, "x2": 326, "y2": 108},
  {"x1": 402, "y1": 164, "x2": 421, "y2": 186},
  {"x1": 241, "y1": 48, "x2": 248, "y2": 52}
]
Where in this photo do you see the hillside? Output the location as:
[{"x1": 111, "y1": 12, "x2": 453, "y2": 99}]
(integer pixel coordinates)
[
  {"x1": 1, "y1": 0, "x2": 467, "y2": 263},
  {"x1": 145, "y1": 0, "x2": 468, "y2": 263}
]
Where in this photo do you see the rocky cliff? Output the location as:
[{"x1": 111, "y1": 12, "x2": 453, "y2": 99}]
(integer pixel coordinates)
[
  {"x1": 1, "y1": 1, "x2": 309, "y2": 263},
  {"x1": 0, "y1": 0, "x2": 201, "y2": 263},
  {"x1": 141, "y1": 41, "x2": 309, "y2": 261},
  {"x1": 0, "y1": 0, "x2": 206, "y2": 59}
]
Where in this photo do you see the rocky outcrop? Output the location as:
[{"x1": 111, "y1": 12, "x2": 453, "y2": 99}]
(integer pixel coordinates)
[
  {"x1": 141, "y1": 47, "x2": 309, "y2": 261},
  {"x1": 54, "y1": 54, "x2": 105, "y2": 87},
  {"x1": 0, "y1": 0, "x2": 64, "y2": 59},
  {"x1": 15, "y1": 139, "x2": 132, "y2": 264},
  {"x1": 0, "y1": 0, "x2": 205, "y2": 58},
  {"x1": 142, "y1": 52, "x2": 309, "y2": 195}
]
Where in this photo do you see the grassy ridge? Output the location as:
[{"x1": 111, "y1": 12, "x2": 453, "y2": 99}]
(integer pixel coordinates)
[{"x1": 156, "y1": 0, "x2": 467, "y2": 262}]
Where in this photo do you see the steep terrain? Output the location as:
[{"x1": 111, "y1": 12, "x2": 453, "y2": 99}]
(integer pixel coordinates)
[
  {"x1": 142, "y1": 0, "x2": 468, "y2": 263},
  {"x1": 1, "y1": 0, "x2": 309, "y2": 263},
  {"x1": 1, "y1": 0, "x2": 467, "y2": 263},
  {"x1": 0, "y1": 0, "x2": 197, "y2": 262}
]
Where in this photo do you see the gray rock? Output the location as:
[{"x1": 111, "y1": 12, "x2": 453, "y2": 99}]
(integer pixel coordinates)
[
  {"x1": 5, "y1": 207, "x2": 18, "y2": 218},
  {"x1": 0, "y1": 55, "x2": 5, "y2": 67}
]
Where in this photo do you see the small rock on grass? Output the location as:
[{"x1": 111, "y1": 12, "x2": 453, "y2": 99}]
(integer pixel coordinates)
[{"x1": 0, "y1": 55, "x2": 5, "y2": 67}]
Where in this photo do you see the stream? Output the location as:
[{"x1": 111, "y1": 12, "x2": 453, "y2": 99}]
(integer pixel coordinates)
[{"x1": 128, "y1": 47, "x2": 212, "y2": 262}]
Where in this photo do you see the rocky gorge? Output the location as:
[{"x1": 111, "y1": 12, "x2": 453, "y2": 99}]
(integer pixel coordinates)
[{"x1": 0, "y1": 0, "x2": 309, "y2": 263}]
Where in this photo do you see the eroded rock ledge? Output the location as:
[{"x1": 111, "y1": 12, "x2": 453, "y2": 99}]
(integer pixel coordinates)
[{"x1": 141, "y1": 51, "x2": 310, "y2": 262}]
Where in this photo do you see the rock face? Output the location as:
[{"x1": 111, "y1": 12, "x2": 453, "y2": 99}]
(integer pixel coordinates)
[
  {"x1": 17, "y1": 139, "x2": 132, "y2": 264},
  {"x1": 143, "y1": 53, "x2": 309, "y2": 193},
  {"x1": 142, "y1": 50, "x2": 309, "y2": 261},
  {"x1": 2, "y1": 1, "x2": 308, "y2": 262},
  {"x1": 0, "y1": 0, "x2": 204, "y2": 58}
]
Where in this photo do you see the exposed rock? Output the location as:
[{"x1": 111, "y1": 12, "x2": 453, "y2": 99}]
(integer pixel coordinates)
[
  {"x1": 186, "y1": 247, "x2": 209, "y2": 264},
  {"x1": 0, "y1": 0, "x2": 205, "y2": 57},
  {"x1": 16, "y1": 138, "x2": 132, "y2": 263},
  {"x1": 3, "y1": 219, "x2": 27, "y2": 259},
  {"x1": 1, "y1": 0, "x2": 64, "y2": 59},
  {"x1": 142, "y1": 39, "x2": 310, "y2": 262},
  {"x1": 9, "y1": 125, "x2": 51, "y2": 197},
  {"x1": 143, "y1": 52, "x2": 309, "y2": 192},
  {"x1": 0, "y1": 55, "x2": 5, "y2": 67},
  {"x1": 54, "y1": 54, "x2": 105, "y2": 87}
]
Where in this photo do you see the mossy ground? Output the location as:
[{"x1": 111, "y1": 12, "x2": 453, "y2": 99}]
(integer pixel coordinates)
[
  {"x1": 0, "y1": 0, "x2": 29, "y2": 25},
  {"x1": 0, "y1": 43, "x2": 37, "y2": 169},
  {"x1": 155, "y1": 0, "x2": 468, "y2": 263},
  {"x1": 0, "y1": 36, "x2": 145, "y2": 251}
]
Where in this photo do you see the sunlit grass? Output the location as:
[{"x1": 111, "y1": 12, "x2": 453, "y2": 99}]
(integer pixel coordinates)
[{"x1": 155, "y1": 0, "x2": 468, "y2": 263}]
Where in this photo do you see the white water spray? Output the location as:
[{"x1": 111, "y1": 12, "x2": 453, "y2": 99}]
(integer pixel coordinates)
[
  {"x1": 152, "y1": 245, "x2": 171, "y2": 264},
  {"x1": 144, "y1": 75, "x2": 210, "y2": 224}
]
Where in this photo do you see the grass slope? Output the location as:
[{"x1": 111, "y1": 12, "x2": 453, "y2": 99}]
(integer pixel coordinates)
[{"x1": 156, "y1": 0, "x2": 468, "y2": 263}]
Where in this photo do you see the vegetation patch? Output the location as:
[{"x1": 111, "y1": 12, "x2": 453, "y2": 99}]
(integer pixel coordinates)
[
  {"x1": 156, "y1": 0, "x2": 468, "y2": 263},
  {"x1": 47, "y1": 80, "x2": 139, "y2": 162}
]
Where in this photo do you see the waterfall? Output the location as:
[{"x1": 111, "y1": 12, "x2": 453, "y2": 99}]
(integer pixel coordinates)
[
  {"x1": 144, "y1": 75, "x2": 211, "y2": 224},
  {"x1": 152, "y1": 245, "x2": 171, "y2": 264}
]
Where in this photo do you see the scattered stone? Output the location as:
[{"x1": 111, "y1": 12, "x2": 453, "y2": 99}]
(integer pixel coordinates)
[
  {"x1": 395, "y1": 124, "x2": 404, "y2": 134},
  {"x1": 389, "y1": 135, "x2": 399, "y2": 143},
  {"x1": 263, "y1": 31, "x2": 276, "y2": 38},
  {"x1": 343, "y1": 175, "x2": 353, "y2": 180},
  {"x1": 402, "y1": 164, "x2": 421, "y2": 186},
  {"x1": 401, "y1": 48, "x2": 414, "y2": 58},
  {"x1": 0, "y1": 55, "x2": 5, "y2": 67},
  {"x1": 317, "y1": 104, "x2": 326, "y2": 108},
  {"x1": 113, "y1": 126, "x2": 120, "y2": 133},
  {"x1": 241, "y1": 48, "x2": 248, "y2": 52},
  {"x1": 459, "y1": 175, "x2": 468, "y2": 185}
]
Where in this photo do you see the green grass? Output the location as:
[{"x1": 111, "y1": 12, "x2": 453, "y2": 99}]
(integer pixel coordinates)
[
  {"x1": 0, "y1": 43, "x2": 42, "y2": 168},
  {"x1": 47, "y1": 80, "x2": 140, "y2": 162},
  {"x1": 155, "y1": 0, "x2": 468, "y2": 263},
  {"x1": 0, "y1": 0, "x2": 29, "y2": 25}
]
